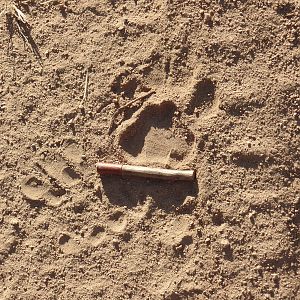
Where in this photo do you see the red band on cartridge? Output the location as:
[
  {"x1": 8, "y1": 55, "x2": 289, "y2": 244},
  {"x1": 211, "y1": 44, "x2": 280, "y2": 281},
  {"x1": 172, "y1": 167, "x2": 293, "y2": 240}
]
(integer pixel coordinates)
[{"x1": 96, "y1": 163, "x2": 123, "y2": 175}]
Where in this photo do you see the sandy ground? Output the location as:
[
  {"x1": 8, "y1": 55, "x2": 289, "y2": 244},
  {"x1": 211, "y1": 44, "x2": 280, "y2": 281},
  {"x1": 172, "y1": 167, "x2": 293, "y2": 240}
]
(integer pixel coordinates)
[{"x1": 0, "y1": 0, "x2": 299, "y2": 299}]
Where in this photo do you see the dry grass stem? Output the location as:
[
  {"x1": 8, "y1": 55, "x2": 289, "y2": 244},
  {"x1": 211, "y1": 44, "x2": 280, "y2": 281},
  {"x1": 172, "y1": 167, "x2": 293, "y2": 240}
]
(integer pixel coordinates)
[
  {"x1": 83, "y1": 69, "x2": 89, "y2": 102},
  {"x1": 1, "y1": 1, "x2": 41, "y2": 60},
  {"x1": 108, "y1": 90, "x2": 156, "y2": 134}
]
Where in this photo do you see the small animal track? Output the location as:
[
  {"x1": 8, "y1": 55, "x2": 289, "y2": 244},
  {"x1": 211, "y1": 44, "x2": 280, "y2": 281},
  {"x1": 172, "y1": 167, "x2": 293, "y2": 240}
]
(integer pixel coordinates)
[
  {"x1": 116, "y1": 100, "x2": 196, "y2": 167},
  {"x1": 111, "y1": 71, "x2": 140, "y2": 99},
  {"x1": 0, "y1": 229, "x2": 18, "y2": 263},
  {"x1": 79, "y1": 211, "x2": 130, "y2": 250},
  {"x1": 61, "y1": 166, "x2": 81, "y2": 184},
  {"x1": 21, "y1": 176, "x2": 48, "y2": 203},
  {"x1": 90, "y1": 225, "x2": 105, "y2": 237},
  {"x1": 88, "y1": 225, "x2": 106, "y2": 247},
  {"x1": 58, "y1": 233, "x2": 71, "y2": 245},
  {"x1": 21, "y1": 150, "x2": 83, "y2": 207},
  {"x1": 41, "y1": 154, "x2": 82, "y2": 188}
]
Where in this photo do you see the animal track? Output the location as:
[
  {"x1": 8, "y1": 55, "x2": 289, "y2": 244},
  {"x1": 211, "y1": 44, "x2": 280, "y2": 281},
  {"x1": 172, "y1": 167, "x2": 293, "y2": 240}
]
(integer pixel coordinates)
[
  {"x1": 62, "y1": 139, "x2": 84, "y2": 164},
  {"x1": 228, "y1": 138, "x2": 274, "y2": 168},
  {"x1": 107, "y1": 210, "x2": 128, "y2": 233},
  {"x1": 90, "y1": 225, "x2": 105, "y2": 237},
  {"x1": 0, "y1": 229, "x2": 18, "y2": 263},
  {"x1": 57, "y1": 232, "x2": 80, "y2": 255},
  {"x1": 219, "y1": 93, "x2": 265, "y2": 116},
  {"x1": 88, "y1": 225, "x2": 106, "y2": 247},
  {"x1": 21, "y1": 150, "x2": 82, "y2": 207},
  {"x1": 21, "y1": 174, "x2": 65, "y2": 207},
  {"x1": 41, "y1": 155, "x2": 81, "y2": 188},
  {"x1": 185, "y1": 77, "x2": 216, "y2": 116},
  {"x1": 21, "y1": 176, "x2": 48, "y2": 203},
  {"x1": 116, "y1": 100, "x2": 196, "y2": 167},
  {"x1": 81, "y1": 212, "x2": 130, "y2": 250},
  {"x1": 62, "y1": 166, "x2": 81, "y2": 184},
  {"x1": 58, "y1": 233, "x2": 71, "y2": 245},
  {"x1": 158, "y1": 215, "x2": 194, "y2": 254}
]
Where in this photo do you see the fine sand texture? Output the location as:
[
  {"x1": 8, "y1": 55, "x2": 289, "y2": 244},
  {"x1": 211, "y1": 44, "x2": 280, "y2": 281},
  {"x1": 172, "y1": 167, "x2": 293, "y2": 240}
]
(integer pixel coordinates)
[{"x1": 0, "y1": 0, "x2": 299, "y2": 299}]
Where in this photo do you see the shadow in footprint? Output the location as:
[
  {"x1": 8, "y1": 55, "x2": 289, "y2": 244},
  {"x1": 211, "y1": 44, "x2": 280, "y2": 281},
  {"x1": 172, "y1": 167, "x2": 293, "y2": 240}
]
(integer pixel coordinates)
[
  {"x1": 100, "y1": 175, "x2": 199, "y2": 211},
  {"x1": 119, "y1": 101, "x2": 176, "y2": 157},
  {"x1": 185, "y1": 78, "x2": 216, "y2": 115},
  {"x1": 231, "y1": 152, "x2": 267, "y2": 169},
  {"x1": 21, "y1": 175, "x2": 48, "y2": 206},
  {"x1": 110, "y1": 71, "x2": 139, "y2": 99}
]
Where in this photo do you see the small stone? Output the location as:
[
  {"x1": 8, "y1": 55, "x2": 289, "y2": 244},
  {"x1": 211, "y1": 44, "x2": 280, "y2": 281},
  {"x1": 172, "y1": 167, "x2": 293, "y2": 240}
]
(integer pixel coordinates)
[
  {"x1": 9, "y1": 217, "x2": 20, "y2": 226},
  {"x1": 205, "y1": 237, "x2": 211, "y2": 244},
  {"x1": 67, "y1": 119, "x2": 74, "y2": 126},
  {"x1": 204, "y1": 13, "x2": 212, "y2": 24},
  {"x1": 219, "y1": 238, "x2": 230, "y2": 250},
  {"x1": 272, "y1": 273, "x2": 279, "y2": 281},
  {"x1": 206, "y1": 200, "x2": 212, "y2": 209},
  {"x1": 112, "y1": 238, "x2": 120, "y2": 250},
  {"x1": 249, "y1": 211, "x2": 256, "y2": 222}
]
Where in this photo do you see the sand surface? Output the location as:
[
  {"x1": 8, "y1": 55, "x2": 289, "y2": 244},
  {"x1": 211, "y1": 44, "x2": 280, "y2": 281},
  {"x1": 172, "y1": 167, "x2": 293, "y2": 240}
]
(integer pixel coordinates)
[{"x1": 0, "y1": 0, "x2": 299, "y2": 299}]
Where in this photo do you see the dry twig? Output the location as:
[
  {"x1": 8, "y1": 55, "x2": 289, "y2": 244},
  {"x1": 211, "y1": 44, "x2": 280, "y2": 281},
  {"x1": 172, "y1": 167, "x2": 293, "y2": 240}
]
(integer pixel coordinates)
[
  {"x1": 108, "y1": 90, "x2": 156, "y2": 134},
  {"x1": 83, "y1": 69, "x2": 89, "y2": 102}
]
